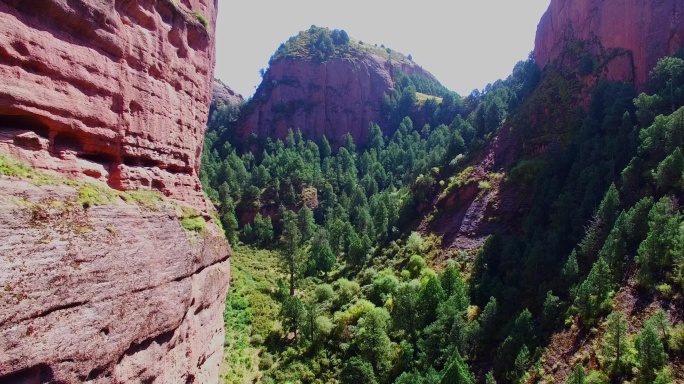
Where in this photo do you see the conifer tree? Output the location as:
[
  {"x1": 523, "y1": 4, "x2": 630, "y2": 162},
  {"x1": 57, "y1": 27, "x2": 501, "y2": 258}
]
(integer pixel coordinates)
[
  {"x1": 635, "y1": 324, "x2": 666, "y2": 383},
  {"x1": 355, "y1": 307, "x2": 392, "y2": 376},
  {"x1": 602, "y1": 311, "x2": 630, "y2": 376},
  {"x1": 280, "y1": 209, "x2": 303, "y2": 295},
  {"x1": 636, "y1": 197, "x2": 680, "y2": 286},
  {"x1": 440, "y1": 352, "x2": 474, "y2": 384},
  {"x1": 297, "y1": 205, "x2": 316, "y2": 242},
  {"x1": 565, "y1": 364, "x2": 585, "y2": 384}
]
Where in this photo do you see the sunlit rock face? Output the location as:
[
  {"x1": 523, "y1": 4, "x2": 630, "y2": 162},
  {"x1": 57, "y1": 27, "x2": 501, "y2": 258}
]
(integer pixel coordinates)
[
  {"x1": 0, "y1": 0, "x2": 232, "y2": 383},
  {"x1": 0, "y1": 0, "x2": 218, "y2": 209},
  {"x1": 237, "y1": 52, "x2": 439, "y2": 146},
  {"x1": 534, "y1": 0, "x2": 684, "y2": 88}
]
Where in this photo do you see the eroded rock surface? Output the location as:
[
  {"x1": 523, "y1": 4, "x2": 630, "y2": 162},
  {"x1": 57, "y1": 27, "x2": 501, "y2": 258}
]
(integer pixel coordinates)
[
  {"x1": 0, "y1": 0, "x2": 231, "y2": 382},
  {"x1": 0, "y1": 179, "x2": 230, "y2": 383},
  {"x1": 212, "y1": 79, "x2": 244, "y2": 107},
  {"x1": 0, "y1": 0, "x2": 217, "y2": 209},
  {"x1": 237, "y1": 53, "x2": 439, "y2": 145},
  {"x1": 534, "y1": 0, "x2": 684, "y2": 88}
]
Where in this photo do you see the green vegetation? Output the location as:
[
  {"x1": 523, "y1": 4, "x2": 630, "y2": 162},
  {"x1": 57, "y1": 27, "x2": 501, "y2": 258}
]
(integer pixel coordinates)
[
  {"x1": 270, "y1": 26, "x2": 409, "y2": 65},
  {"x1": 193, "y1": 11, "x2": 208, "y2": 29},
  {"x1": 205, "y1": 33, "x2": 684, "y2": 382},
  {"x1": 204, "y1": 48, "x2": 542, "y2": 383},
  {"x1": 0, "y1": 154, "x2": 207, "y2": 236}
]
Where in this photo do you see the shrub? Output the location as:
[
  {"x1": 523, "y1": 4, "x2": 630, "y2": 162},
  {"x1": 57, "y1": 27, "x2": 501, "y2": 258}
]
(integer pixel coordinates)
[
  {"x1": 669, "y1": 323, "x2": 684, "y2": 351},
  {"x1": 181, "y1": 216, "x2": 205, "y2": 232},
  {"x1": 585, "y1": 370, "x2": 609, "y2": 384},
  {"x1": 406, "y1": 254, "x2": 426, "y2": 278},
  {"x1": 314, "y1": 284, "x2": 334, "y2": 303}
]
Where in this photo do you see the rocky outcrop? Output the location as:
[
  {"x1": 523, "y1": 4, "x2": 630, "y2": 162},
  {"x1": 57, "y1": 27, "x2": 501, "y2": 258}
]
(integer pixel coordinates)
[
  {"x1": 534, "y1": 0, "x2": 684, "y2": 88},
  {"x1": 0, "y1": 0, "x2": 231, "y2": 383},
  {"x1": 213, "y1": 79, "x2": 244, "y2": 106},
  {"x1": 0, "y1": 178, "x2": 230, "y2": 383},
  {"x1": 0, "y1": 0, "x2": 217, "y2": 209},
  {"x1": 237, "y1": 52, "x2": 439, "y2": 145}
]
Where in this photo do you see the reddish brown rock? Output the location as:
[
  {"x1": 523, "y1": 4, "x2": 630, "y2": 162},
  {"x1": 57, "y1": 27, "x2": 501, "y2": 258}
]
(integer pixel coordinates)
[
  {"x1": 213, "y1": 79, "x2": 244, "y2": 106},
  {"x1": 534, "y1": 0, "x2": 684, "y2": 88},
  {"x1": 237, "y1": 52, "x2": 439, "y2": 145},
  {"x1": 0, "y1": 0, "x2": 217, "y2": 209},
  {"x1": 0, "y1": 179, "x2": 230, "y2": 383},
  {"x1": 0, "y1": 0, "x2": 231, "y2": 382}
]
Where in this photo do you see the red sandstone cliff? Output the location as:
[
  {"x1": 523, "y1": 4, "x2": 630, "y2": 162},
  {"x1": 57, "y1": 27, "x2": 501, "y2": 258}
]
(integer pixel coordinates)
[
  {"x1": 534, "y1": 0, "x2": 684, "y2": 88},
  {"x1": 237, "y1": 50, "x2": 440, "y2": 145},
  {"x1": 0, "y1": 0, "x2": 231, "y2": 383},
  {"x1": 0, "y1": 0, "x2": 217, "y2": 209}
]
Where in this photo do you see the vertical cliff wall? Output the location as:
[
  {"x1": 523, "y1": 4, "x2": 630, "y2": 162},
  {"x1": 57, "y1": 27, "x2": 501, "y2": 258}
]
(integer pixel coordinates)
[
  {"x1": 534, "y1": 0, "x2": 684, "y2": 88},
  {"x1": 0, "y1": 0, "x2": 217, "y2": 209},
  {"x1": 0, "y1": 0, "x2": 231, "y2": 383}
]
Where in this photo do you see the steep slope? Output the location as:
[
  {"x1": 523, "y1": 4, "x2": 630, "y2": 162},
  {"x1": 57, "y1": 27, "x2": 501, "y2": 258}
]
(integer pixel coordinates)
[
  {"x1": 534, "y1": 0, "x2": 684, "y2": 88},
  {"x1": 236, "y1": 26, "x2": 444, "y2": 146},
  {"x1": 213, "y1": 79, "x2": 244, "y2": 107},
  {"x1": 0, "y1": 0, "x2": 231, "y2": 383}
]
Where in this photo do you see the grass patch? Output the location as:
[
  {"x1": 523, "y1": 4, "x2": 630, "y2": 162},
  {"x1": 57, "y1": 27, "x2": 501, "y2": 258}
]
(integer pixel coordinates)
[
  {"x1": 478, "y1": 180, "x2": 492, "y2": 191},
  {"x1": 78, "y1": 186, "x2": 116, "y2": 209},
  {"x1": 193, "y1": 11, "x2": 208, "y2": 29},
  {"x1": 123, "y1": 190, "x2": 163, "y2": 210},
  {"x1": 0, "y1": 154, "x2": 59, "y2": 185},
  {"x1": 181, "y1": 216, "x2": 205, "y2": 232},
  {"x1": 440, "y1": 166, "x2": 476, "y2": 198},
  {"x1": 416, "y1": 92, "x2": 443, "y2": 104}
]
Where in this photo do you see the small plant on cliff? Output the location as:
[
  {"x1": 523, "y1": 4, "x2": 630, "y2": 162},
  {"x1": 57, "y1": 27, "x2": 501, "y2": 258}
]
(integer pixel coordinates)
[
  {"x1": 193, "y1": 11, "x2": 208, "y2": 29},
  {"x1": 181, "y1": 216, "x2": 205, "y2": 232}
]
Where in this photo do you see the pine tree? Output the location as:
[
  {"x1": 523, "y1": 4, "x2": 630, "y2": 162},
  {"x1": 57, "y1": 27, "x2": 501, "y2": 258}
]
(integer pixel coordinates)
[
  {"x1": 355, "y1": 307, "x2": 392, "y2": 376},
  {"x1": 645, "y1": 309, "x2": 672, "y2": 341},
  {"x1": 392, "y1": 281, "x2": 421, "y2": 354},
  {"x1": 602, "y1": 311, "x2": 631, "y2": 376},
  {"x1": 636, "y1": 197, "x2": 680, "y2": 286},
  {"x1": 561, "y1": 250, "x2": 580, "y2": 288},
  {"x1": 574, "y1": 257, "x2": 613, "y2": 324},
  {"x1": 340, "y1": 357, "x2": 378, "y2": 384},
  {"x1": 635, "y1": 324, "x2": 666, "y2": 383},
  {"x1": 280, "y1": 295, "x2": 305, "y2": 339},
  {"x1": 440, "y1": 352, "x2": 474, "y2": 384},
  {"x1": 440, "y1": 261, "x2": 469, "y2": 312},
  {"x1": 280, "y1": 209, "x2": 303, "y2": 295},
  {"x1": 565, "y1": 364, "x2": 585, "y2": 384},
  {"x1": 419, "y1": 276, "x2": 446, "y2": 327},
  {"x1": 654, "y1": 147, "x2": 684, "y2": 190},
  {"x1": 297, "y1": 205, "x2": 316, "y2": 242}
]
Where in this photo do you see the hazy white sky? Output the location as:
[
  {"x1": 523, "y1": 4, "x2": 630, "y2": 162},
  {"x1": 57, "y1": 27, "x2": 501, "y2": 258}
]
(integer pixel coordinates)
[{"x1": 214, "y1": 1, "x2": 550, "y2": 98}]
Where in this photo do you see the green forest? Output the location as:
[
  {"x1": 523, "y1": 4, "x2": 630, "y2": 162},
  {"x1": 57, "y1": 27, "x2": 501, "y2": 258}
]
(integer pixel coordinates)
[{"x1": 202, "y1": 28, "x2": 684, "y2": 384}]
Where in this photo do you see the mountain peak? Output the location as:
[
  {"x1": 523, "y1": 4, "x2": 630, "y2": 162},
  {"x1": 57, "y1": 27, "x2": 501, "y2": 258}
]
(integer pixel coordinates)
[{"x1": 237, "y1": 27, "x2": 446, "y2": 145}]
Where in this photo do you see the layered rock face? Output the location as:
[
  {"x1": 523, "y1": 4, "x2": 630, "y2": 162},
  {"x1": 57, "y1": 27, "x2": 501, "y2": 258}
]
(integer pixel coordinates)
[
  {"x1": 534, "y1": 0, "x2": 684, "y2": 88},
  {"x1": 237, "y1": 53, "x2": 439, "y2": 145},
  {"x1": 0, "y1": 179, "x2": 230, "y2": 383},
  {"x1": 0, "y1": 0, "x2": 231, "y2": 383},
  {"x1": 0, "y1": 0, "x2": 217, "y2": 209}
]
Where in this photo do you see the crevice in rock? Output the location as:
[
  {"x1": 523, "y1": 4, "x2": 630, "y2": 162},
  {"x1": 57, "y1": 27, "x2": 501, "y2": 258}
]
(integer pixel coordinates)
[
  {"x1": 35, "y1": 300, "x2": 89, "y2": 321},
  {"x1": 0, "y1": 363, "x2": 55, "y2": 384},
  {"x1": 119, "y1": 329, "x2": 175, "y2": 361},
  {"x1": 0, "y1": 300, "x2": 89, "y2": 328}
]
